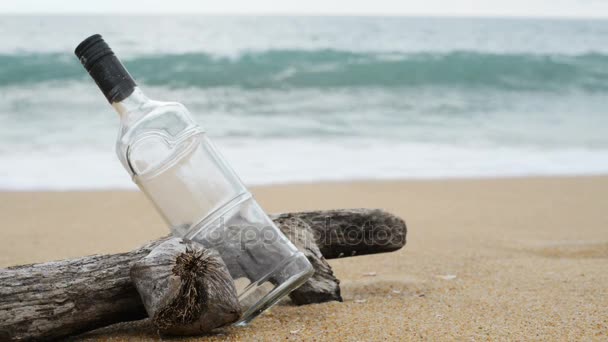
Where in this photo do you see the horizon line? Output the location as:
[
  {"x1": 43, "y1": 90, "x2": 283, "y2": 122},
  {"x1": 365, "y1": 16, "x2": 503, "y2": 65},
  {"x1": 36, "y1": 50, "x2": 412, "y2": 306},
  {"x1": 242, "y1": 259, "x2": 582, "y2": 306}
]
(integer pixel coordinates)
[{"x1": 0, "y1": 12, "x2": 607, "y2": 20}]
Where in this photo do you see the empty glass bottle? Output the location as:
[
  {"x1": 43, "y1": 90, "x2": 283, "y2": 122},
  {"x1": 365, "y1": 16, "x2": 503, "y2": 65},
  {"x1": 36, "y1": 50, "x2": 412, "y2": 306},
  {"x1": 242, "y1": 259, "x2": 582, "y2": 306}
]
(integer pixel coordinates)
[{"x1": 75, "y1": 34, "x2": 313, "y2": 324}]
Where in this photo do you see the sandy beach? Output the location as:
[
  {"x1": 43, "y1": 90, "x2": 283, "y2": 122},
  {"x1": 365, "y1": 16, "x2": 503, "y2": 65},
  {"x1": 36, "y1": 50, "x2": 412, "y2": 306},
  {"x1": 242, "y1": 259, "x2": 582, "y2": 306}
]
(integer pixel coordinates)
[{"x1": 1, "y1": 176, "x2": 607, "y2": 340}]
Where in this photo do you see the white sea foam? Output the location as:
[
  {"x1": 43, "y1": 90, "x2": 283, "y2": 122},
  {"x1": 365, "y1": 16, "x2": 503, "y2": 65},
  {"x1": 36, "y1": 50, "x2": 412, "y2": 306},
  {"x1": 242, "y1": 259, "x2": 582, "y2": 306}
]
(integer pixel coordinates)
[
  {"x1": 1, "y1": 139, "x2": 607, "y2": 190},
  {"x1": 1, "y1": 82, "x2": 608, "y2": 190}
]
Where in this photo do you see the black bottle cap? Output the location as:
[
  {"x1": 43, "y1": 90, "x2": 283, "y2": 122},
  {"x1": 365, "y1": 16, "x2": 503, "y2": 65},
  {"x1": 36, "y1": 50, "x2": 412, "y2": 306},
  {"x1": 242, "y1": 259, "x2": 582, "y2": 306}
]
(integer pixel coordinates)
[{"x1": 74, "y1": 34, "x2": 137, "y2": 103}]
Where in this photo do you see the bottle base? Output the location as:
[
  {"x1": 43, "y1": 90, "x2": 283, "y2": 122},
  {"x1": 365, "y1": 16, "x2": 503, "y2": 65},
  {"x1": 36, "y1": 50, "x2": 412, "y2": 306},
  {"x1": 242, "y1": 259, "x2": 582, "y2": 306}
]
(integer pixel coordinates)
[{"x1": 233, "y1": 252, "x2": 314, "y2": 326}]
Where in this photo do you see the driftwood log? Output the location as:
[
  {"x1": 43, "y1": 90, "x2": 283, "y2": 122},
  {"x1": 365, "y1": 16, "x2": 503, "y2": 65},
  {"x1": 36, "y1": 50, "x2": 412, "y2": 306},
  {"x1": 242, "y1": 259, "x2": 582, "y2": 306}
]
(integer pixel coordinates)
[
  {"x1": 0, "y1": 209, "x2": 406, "y2": 341},
  {"x1": 131, "y1": 238, "x2": 241, "y2": 335}
]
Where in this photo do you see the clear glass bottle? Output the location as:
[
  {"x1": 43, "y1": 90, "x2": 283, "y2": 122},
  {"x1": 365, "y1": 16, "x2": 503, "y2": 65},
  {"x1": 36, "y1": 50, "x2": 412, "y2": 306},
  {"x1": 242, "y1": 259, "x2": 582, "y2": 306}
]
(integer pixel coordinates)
[{"x1": 75, "y1": 34, "x2": 313, "y2": 324}]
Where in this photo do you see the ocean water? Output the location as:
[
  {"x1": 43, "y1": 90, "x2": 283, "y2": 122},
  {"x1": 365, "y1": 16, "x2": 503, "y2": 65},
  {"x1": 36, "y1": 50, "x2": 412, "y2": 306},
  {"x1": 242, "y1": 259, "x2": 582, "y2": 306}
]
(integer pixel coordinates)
[{"x1": 1, "y1": 16, "x2": 608, "y2": 190}]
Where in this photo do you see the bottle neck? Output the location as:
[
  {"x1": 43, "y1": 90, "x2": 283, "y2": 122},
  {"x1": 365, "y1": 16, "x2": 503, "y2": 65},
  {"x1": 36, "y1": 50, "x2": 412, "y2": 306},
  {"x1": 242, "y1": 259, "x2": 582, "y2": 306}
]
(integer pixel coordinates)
[{"x1": 111, "y1": 87, "x2": 151, "y2": 123}]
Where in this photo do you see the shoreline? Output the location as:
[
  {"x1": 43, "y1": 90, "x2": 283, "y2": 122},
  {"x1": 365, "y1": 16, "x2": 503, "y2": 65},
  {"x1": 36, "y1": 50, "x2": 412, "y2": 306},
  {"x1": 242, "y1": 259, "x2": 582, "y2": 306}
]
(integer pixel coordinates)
[
  {"x1": 2, "y1": 173, "x2": 607, "y2": 193},
  {"x1": 2, "y1": 175, "x2": 607, "y2": 340}
]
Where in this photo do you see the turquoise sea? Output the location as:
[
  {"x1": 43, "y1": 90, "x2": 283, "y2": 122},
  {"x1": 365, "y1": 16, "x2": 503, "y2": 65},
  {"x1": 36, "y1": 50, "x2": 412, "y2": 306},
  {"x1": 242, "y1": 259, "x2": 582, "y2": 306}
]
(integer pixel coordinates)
[{"x1": 1, "y1": 16, "x2": 607, "y2": 189}]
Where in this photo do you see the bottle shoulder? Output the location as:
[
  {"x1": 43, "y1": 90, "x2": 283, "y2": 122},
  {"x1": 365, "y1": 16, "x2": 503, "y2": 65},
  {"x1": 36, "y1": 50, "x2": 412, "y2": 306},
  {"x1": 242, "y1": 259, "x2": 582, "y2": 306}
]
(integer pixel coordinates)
[
  {"x1": 118, "y1": 102, "x2": 200, "y2": 142},
  {"x1": 115, "y1": 101, "x2": 204, "y2": 175}
]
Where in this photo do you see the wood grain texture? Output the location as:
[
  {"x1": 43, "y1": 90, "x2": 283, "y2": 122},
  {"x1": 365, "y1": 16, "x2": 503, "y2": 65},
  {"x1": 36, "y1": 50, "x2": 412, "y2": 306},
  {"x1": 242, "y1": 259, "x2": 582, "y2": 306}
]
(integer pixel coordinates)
[{"x1": 272, "y1": 208, "x2": 407, "y2": 259}]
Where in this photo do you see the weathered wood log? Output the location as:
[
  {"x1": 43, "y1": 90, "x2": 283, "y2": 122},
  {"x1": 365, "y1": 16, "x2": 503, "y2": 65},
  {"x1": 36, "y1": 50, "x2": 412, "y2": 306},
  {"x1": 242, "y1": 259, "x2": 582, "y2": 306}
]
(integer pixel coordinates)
[
  {"x1": 0, "y1": 209, "x2": 406, "y2": 341},
  {"x1": 131, "y1": 238, "x2": 241, "y2": 335},
  {"x1": 273, "y1": 208, "x2": 408, "y2": 259},
  {"x1": 275, "y1": 215, "x2": 341, "y2": 305}
]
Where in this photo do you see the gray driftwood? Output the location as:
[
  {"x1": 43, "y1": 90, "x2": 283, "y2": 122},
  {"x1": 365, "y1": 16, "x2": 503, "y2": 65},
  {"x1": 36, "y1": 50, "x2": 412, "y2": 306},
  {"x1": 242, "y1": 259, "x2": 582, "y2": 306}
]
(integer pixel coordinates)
[
  {"x1": 131, "y1": 238, "x2": 241, "y2": 335},
  {"x1": 0, "y1": 209, "x2": 406, "y2": 341},
  {"x1": 275, "y1": 215, "x2": 341, "y2": 305},
  {"x1": 277, "y1": 208, "x2": 408, "y2": 259}
]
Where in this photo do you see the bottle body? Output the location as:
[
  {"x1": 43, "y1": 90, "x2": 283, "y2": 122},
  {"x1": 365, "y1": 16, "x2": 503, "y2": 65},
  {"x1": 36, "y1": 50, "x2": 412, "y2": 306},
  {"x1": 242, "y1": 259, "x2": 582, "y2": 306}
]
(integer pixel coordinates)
[{"x1": 115, "y1": 89, "x2": 313, "y2": 324}]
